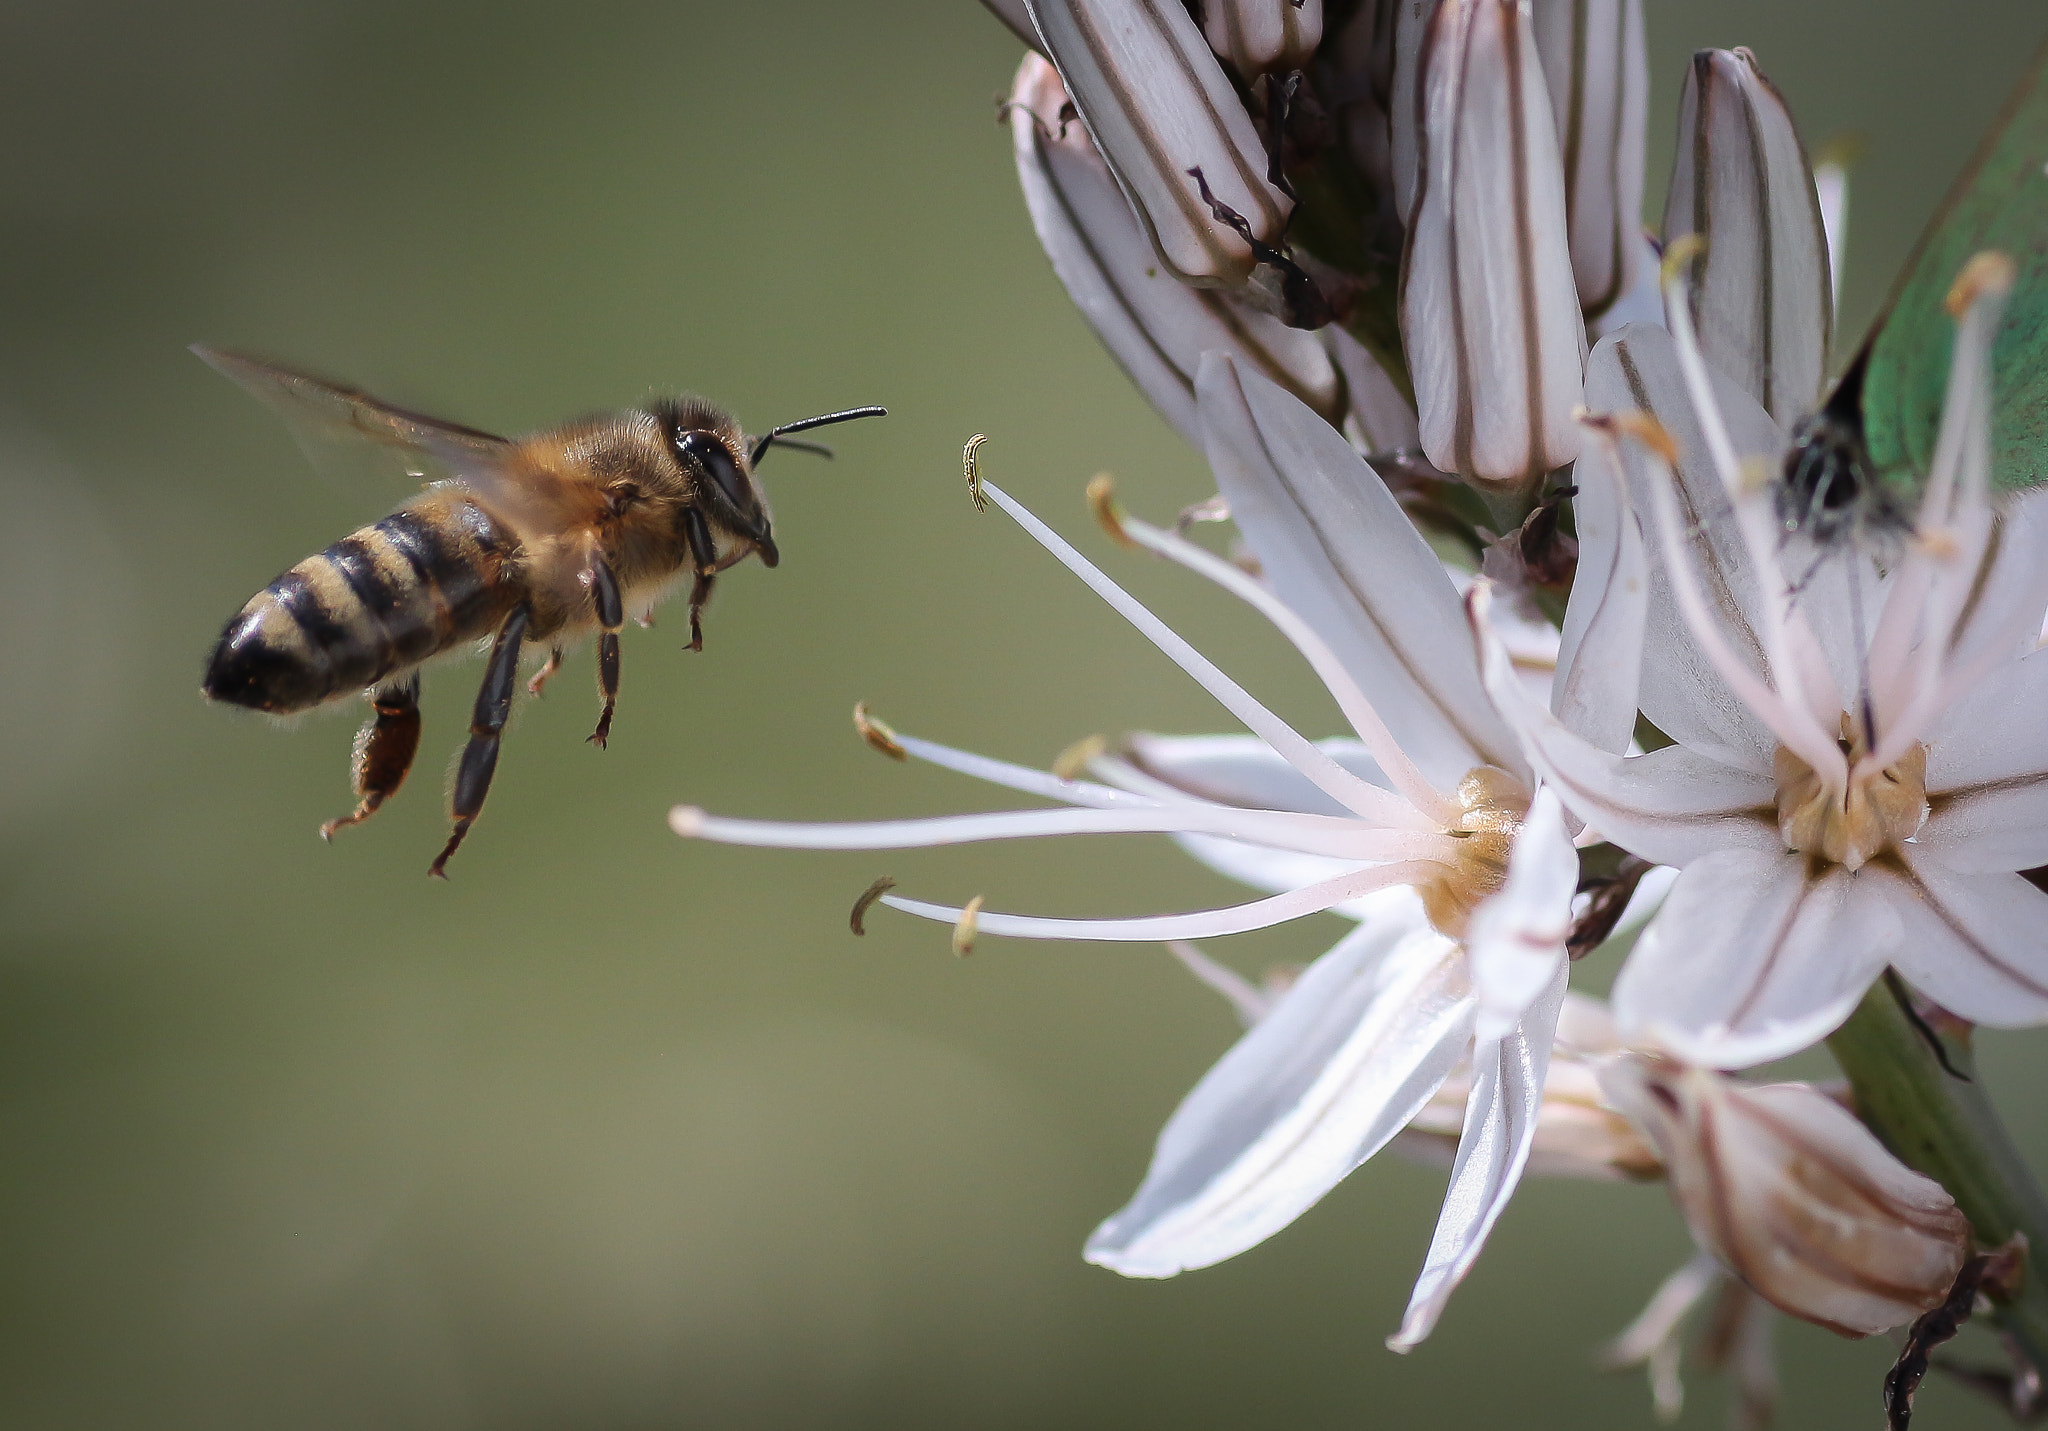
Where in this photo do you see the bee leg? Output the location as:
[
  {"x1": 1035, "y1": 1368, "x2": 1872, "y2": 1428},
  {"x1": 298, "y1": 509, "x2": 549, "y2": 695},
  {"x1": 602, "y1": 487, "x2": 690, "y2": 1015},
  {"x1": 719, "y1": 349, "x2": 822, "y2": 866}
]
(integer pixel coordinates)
[
  {"x1": 683, "y1": 507, "x2": 718, "y2": 653},
  {"x1": 587, "y1": 556, "x2": 623, "y2": 749},
  {"x1": 429, "y1": 604, "x2": 530, "y2": 879},
  {"x1": 526, "y1": 647, "x2": 563, "y2": 697},
  {"x1": 320, "y1": 674, "x2": 421, "y2": 840}
]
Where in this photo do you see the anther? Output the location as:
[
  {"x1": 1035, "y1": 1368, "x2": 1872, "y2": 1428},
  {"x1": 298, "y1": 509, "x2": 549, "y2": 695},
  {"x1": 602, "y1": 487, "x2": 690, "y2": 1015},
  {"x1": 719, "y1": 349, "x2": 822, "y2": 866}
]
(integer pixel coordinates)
[
  {"x1": 963, "y1": 434, "x2": 991, "y2": 512},
  {"x1": 1052, "y1": 733, "x2": 1108, "y2": 780},
  {"x1": 952, "y1": 895, "x2": 985, "y2": 957},
  {"x1": 849, "y1": 876, "x2": 896, "y2": 936},
  {"x1": 1088, "y1": 474, "x2": 1135, "y2": 548},
  {"x1": 853, "y1": 702, "x2": 907, "y2": 760}
]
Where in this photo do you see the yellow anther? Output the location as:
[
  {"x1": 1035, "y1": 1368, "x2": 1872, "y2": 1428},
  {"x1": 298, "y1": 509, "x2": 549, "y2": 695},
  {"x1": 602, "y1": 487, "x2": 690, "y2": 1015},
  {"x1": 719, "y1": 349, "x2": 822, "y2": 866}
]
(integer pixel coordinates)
[
  {"x1": 963, "y1": 434, "x2": 991, "y2": 512},
  {"x1": 1052, "y1": 733, "x2": 1108, "y2": 781},
  {"x1": 1946, "y1": 250, "x2": 2016, "y2": 317},
  {"x1": 1088, "y1": 473, "x2": 1135, "y2": 548},
  {"x1": 952, "y1": 895, "x2": 985, "y2": 957},
  {"x1": 853, "y1": 701, "x2": 906, "y2": 760}
]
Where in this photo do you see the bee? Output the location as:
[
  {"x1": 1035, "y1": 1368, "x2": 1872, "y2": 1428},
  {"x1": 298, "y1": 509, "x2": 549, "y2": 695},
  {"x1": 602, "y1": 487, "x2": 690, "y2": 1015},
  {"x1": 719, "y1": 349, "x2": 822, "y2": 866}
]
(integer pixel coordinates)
[{"x1": 195, "y1": 346, "x2": 883, "y2": 877}]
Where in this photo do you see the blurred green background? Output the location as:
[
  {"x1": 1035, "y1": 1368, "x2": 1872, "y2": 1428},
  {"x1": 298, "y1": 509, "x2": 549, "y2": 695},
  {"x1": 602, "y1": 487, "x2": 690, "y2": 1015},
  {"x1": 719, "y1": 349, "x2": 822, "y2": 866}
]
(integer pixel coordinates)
[{"x1": 4, "y1": 1, "x2": 2047, "y2": 1426}]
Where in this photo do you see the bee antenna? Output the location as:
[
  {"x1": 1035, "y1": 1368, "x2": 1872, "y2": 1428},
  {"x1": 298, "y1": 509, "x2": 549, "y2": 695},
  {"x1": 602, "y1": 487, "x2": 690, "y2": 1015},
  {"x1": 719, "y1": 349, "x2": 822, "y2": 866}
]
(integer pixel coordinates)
[{"x1": 750, "y1": 405, "x2": 887, "y2": 467}]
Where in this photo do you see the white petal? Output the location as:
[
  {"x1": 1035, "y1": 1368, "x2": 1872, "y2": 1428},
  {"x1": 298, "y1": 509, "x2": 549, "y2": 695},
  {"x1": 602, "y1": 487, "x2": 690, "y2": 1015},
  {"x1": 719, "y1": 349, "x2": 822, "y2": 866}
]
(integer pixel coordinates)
[
  {"x1": 1387, "y1": 0, "x2": 1438, "y2": 226},
  {"x1": 1402, "y1": 0, "x2": 1587, "y2": 488},
  {"x1": 1325, "y1": 323, "x2": 1423, "y2": 456},
  {"x1": 1531, "y1": 0, "x2": 1647, "y2": 319},
  {"x1": 1387, "y1": 957, "x2": 1567, "y2": 1349},
  {"x1": 1474, "y1": 587, "x2": 1781, "y2": 865},
  {"x1": 1612, "y1": 849, "x2": 1898, "y2": 1068},
  {"x1": 1581, "y1": 324, "x2": 1787, "y2": 770},
  {"x1": 1198, "y1": 352, "x2": 1524, "y2": 790},
  {"x1": 1011, "y1": 54, "x2": 1345, "y2": 451},
  {"x1": 1026, "y1": 0, "x2": 1289, "y2": 284},
  {"x1": 1660, "y1": 48, "x2": 1831, "y2": 428},
  {"x1": 1885, "y1": 852, "x2": 2048, "y2": 1027},
  {"x1": 1552, "y1": 424, "x2": 1648, "y2": 754},
  {"x1": 1466, "y1": 786, "x2": 1574, "y2": 1044},
  {"x1": 1918, "y1": 649, "x2": 2048, "y2": 870},
  {"x1": 1086, "y1": 920, "x2": 1472, "y2": 1276},
  {"x1": 1588, "y1": 232, "x2": 1665, "y2": 340}
]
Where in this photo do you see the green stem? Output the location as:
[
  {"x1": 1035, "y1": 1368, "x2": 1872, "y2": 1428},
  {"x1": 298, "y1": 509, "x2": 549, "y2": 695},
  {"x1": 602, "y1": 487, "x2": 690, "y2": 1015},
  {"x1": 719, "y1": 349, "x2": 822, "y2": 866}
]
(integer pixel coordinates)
[{"x1": 1829, "y1": 978, "x2": 2048, "y2": 1365}]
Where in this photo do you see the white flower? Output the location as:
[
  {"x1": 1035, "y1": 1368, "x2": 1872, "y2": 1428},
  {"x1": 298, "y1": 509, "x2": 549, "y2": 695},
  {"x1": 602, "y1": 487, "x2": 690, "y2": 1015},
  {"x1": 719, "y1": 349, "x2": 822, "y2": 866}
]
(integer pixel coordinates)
[
  {"x1": 672, "y1": 355, "x2": 1626, "y2": 1347},
  {"x1": 1476, "y1": 248, "x2": 2048, "y2": 1067}
]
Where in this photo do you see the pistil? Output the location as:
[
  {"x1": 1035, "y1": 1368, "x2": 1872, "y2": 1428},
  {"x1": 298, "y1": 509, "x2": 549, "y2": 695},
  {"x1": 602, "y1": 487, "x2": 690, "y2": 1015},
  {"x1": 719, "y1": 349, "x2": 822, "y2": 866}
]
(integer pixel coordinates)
[{"x1": 1772, "y1": 715, "x2": 1927, "y2": 870}]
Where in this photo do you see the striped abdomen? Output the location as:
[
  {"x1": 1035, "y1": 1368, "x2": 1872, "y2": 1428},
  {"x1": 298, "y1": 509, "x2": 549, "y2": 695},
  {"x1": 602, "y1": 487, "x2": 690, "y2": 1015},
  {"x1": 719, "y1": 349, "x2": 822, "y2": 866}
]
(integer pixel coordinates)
[{"x1": 203, "y1": 493, "x2": 521, "y2": 713}]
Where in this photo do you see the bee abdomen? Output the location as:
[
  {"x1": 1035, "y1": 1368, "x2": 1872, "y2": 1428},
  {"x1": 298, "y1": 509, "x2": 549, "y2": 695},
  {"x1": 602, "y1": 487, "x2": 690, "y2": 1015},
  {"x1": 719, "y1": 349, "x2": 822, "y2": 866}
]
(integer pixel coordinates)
[{"x1": 203, "y1": 499, "x2": 518, "y2": 713}]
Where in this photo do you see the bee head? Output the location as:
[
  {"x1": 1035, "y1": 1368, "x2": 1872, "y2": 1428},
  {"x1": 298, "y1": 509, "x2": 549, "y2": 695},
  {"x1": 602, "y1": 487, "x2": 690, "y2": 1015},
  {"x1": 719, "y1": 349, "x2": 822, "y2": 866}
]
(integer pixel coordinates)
[{"x1": 655, "y1": 399, "x2": 778, "y2": 568}]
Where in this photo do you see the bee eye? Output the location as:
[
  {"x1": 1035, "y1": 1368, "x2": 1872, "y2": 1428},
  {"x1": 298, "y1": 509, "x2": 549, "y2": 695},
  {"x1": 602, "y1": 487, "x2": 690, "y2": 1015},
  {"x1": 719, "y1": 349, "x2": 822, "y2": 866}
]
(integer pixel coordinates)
[{"x1": 676, "y1": 429, "x2": 765, "y2": 538}]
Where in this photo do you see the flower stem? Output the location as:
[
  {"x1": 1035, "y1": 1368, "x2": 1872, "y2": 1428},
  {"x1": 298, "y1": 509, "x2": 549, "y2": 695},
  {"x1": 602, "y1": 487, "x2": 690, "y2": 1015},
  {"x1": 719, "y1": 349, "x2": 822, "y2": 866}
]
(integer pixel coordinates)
[{"x1": 1829, "y1": 978, "x2": 2048, "y2": 1366}]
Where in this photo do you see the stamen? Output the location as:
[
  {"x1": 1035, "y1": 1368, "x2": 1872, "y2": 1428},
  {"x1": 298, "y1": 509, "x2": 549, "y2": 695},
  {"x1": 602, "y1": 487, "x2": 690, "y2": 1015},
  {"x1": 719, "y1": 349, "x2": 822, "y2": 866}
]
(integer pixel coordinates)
[
  {"x1": 1635, "y1": 444, "x2": 1848, "y2": 789},
  {"x1": 1164, "y1": 940, "x2": 1275, "y2": 1025},
  {"x1": 669, "y1": 802, "x2": 1450, "y2": 860},
  {"x1": 889, "y1": 727, "x2": 1156, "y2": 810},
  {"x1": 1660, "y1": 254, "x2": 1839, "y2": 753},
  {"x1": 879, "y1": 859, "x2": 1446, "y2": 942},
  {"x1": 1105, "y1": 489, "x2": 1463, "y2": 827},
  {"x1": 978, "y1": 478, "x2": 1432, "y2": 829}
]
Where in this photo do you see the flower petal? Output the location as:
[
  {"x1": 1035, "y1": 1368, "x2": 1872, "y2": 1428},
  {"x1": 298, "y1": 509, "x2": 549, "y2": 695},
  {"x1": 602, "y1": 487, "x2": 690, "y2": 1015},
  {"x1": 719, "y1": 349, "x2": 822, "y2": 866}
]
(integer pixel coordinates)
[
  {"x1": 1325, "y1": 323, "x2": 1424, "y2": 456},
  {"x1": 1198, "y1": 352, "x2": 1524, "y2": 790},
  {"x1": 1473, "y1": 585, "x2": 1781, "y2": 864},
  {"x1": 1552, "y1": 422, "x2": 1648, "y2": 754},
  {"x1": 1086, "y1": 919, "x2": 1472, "y2": 1276},
  {"x1": 1466, "y1": 785, "x2": 1574, "y2": 1044},
  {"x1": 1884, "y1": 852, "x2": 2048, "y2": 1026},
  {"x1": 1387, "y1": 955, "x2": 1566, "y2": 1350},
  {"x1": 1010, "y1": 54, "x2": 1346, "y2": 452},
  {"x1": 1531, "y1": 0, "x2": 1647, "y2": 319},
  {"x1": 1612, "y1": 849, "x2": 1898, "y2": 1068},
  {"x1": 1920, "y1": 649, "x2": 2048, "y2": 870},
  {"x1": 1401, "y1": 0, "x2": 1587, "y2": 488},
  {"x1": 1660, "y1": 48, "x2": 1831, "y2": 429},
  {"x1": 1582, "y1": 323, "x2": 1786, "y2": 771},
  {"x1": 1025, "y1": 0, "x2": 1288, "y2": 285}
]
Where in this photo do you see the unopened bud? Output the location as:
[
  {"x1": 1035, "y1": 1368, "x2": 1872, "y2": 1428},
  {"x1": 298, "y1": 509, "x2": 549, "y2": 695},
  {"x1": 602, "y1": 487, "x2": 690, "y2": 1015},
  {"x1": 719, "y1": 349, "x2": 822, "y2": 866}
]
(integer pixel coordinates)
[
  {"x1": 1401, "y1": 0, "x2": 1587, "y2": 490},
  {"x1": 1600, "y1": 1056, "x2": 1971, "y2": 1337},
  {"x1": 1025, "y1": 0, "x2": 1290, "y2": 285},
  {"x1": 1530, "y1": 0, "x2": 1647, "y2": 318},
  {"x1": 1661, "y1": 48, "x2": 1831, "y2": 429},
  {"x1": 1201, "y1": 0, "x2": 1324, "y2": 78},
  {"x1": 1010, "y1": 54, "x2": 1352, "y2": 448}
]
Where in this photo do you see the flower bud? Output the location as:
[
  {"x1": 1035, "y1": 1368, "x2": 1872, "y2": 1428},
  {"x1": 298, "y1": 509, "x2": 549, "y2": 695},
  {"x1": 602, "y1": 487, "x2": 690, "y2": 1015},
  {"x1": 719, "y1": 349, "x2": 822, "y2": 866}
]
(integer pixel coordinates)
[
  {"x1": 1400, "y1": 0, "x2": 1587, "y2": 490},
  {"x1": 1660, "y1": 48, "x2": 1831, "y2": 429},
  {"x1": 1530, "y1": 0, "x2": 1647, "y2": 318},
  {"x1": 1599, "y1": 1056, "x2": 1970, "y2": 1337},
  {"x1": 1012, "y1": 54, "x2": 1369, "y2": 447},
  {"x1": 1387, "y1": 0, "x2": 1441, "y2": 225},
  {"x1": 1025, "y1": 0, "x2": 1291, "y2": 285},
  {"x1": 1201, "y1": 0, "x2": 1324, "y2": 79}
]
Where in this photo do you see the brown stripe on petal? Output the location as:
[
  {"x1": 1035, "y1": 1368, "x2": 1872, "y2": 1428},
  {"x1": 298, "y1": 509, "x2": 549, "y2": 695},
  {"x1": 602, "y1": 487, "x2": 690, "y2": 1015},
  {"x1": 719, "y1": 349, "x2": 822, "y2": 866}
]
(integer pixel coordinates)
[
  {"x1": 1891, "y1": 861, "x2": 2048, "y2": 999},
  {"x1": 1719, "y1": 871, "x2": 1813, "y2": 1030},
  {"x1": 1504, "y1": 2, "x2": 1547, "y2": 483}
]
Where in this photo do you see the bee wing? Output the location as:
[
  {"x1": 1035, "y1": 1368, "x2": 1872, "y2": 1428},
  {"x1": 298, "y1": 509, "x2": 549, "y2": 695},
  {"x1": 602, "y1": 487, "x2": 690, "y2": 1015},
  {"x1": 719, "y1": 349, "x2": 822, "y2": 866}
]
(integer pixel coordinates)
[{"x1": 192, "y1": 345, "x2": 561, "y2": 531}]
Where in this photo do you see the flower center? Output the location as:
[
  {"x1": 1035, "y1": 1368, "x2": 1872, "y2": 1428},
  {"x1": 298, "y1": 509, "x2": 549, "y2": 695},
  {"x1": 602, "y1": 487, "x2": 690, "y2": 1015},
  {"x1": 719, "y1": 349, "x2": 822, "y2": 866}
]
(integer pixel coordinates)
[
  {"x1": 1772, "y1": 716, "x2": 1928, "y2": 871},
  {"x1": 1419, "y1": 766, "x2": 1532, "y2": 938}
]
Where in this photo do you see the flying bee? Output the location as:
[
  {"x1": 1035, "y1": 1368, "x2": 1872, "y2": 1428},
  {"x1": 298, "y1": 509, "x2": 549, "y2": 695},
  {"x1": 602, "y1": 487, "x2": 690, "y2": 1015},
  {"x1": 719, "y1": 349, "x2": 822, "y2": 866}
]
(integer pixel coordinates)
[{"x1": 195, "y1": 346, "x2": 883, "y2": 877}]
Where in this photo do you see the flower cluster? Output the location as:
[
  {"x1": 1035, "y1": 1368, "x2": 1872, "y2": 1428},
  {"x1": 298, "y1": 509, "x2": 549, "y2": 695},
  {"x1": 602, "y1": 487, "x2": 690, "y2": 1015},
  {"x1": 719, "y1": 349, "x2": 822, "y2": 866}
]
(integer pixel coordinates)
[{"x1": 678, "y1": 1, "x2": 2048, "y2": 1419}]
